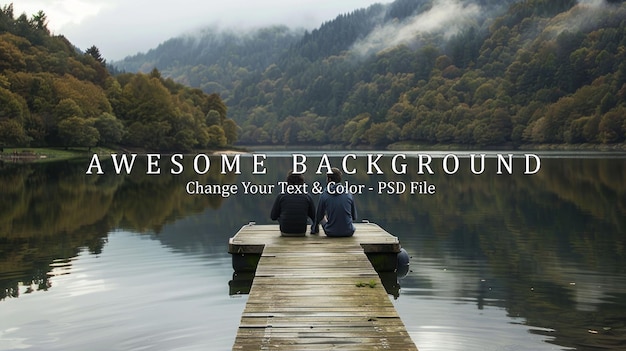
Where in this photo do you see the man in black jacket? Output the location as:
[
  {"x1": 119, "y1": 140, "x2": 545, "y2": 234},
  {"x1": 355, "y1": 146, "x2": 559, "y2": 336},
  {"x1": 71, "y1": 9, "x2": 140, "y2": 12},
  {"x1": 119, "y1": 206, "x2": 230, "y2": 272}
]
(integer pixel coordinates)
[{"x1": 270, "y1": 171, "x2": 316, "y2": 236}]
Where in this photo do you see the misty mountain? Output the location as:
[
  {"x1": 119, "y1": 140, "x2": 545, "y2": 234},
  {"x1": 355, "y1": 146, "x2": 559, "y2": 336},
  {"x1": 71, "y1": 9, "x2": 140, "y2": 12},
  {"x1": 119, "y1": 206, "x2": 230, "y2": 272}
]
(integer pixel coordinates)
[
  {"x1": 113, "y1": 0, "x2": 626, "y2": 148},
  {"x1": 114, "y1": 0, "x2": 519, "y2": 96},
  {"x1": 113, "y1": 25, "x2": 303, "y2": 98}
]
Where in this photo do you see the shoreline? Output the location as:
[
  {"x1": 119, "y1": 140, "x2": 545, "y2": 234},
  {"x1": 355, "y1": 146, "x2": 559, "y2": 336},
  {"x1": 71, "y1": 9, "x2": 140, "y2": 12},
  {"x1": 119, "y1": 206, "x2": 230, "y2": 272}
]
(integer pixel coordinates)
[
  {"x1": 386, "y1": 142, "x2": 626, "y2": 152},
  {"x1": 3, "y1": 143, "x2": 626, "y2": 164},
  {"x1": 237, "y1": 142, "x2": 626, "y2": 153}
]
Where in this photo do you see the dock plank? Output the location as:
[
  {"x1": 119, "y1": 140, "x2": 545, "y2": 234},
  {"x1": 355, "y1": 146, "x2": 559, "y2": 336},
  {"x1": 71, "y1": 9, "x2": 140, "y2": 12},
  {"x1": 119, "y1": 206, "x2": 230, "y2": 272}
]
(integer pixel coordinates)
[{"x1": 229, "y1": 223, "x2": 418, "y2": 350}]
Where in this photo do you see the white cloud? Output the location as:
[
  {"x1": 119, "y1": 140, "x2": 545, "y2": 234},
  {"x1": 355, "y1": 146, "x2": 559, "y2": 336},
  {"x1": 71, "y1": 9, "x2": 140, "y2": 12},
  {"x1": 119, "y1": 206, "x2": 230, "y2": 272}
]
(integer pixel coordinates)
[
  {"x1": 351, "y1": 0, "x2": 481, "y2": 56},
  {"x1": 13, "y1": 0, "x2": 108, "y2": 31},
  {"x1": 577, "y1": 0, "x2": 605, "y2": 8}
]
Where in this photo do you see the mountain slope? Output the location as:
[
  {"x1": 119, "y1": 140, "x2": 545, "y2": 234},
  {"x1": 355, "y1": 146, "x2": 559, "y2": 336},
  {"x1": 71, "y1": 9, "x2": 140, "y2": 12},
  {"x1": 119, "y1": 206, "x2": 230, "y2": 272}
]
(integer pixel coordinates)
[
  {"x1": 114, "y1": 25, "x2": 302, "y2": 100},
  {"x1": 113, "y1": 0, "x2": 626, "y2": 147}
]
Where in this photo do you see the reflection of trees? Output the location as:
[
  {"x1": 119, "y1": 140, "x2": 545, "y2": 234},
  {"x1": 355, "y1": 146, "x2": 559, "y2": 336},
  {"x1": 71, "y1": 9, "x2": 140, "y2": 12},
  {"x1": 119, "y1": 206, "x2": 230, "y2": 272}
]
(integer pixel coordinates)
[
  {"x1": 347, "y1": 156, "x2": 626, "y2": 268},
  {"x1": 342, "y1": 155, "x2": 626, "y2": 351},
  {"x1": 0, "y1": 157, "x2": 236, "y2": 300}
]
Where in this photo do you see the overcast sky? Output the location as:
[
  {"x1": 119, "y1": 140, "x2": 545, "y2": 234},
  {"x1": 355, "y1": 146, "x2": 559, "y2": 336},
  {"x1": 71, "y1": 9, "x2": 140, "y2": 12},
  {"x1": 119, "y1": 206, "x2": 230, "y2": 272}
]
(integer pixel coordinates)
[{"x1": 13, "y1": 0, "x2": 392, "y2": 61}]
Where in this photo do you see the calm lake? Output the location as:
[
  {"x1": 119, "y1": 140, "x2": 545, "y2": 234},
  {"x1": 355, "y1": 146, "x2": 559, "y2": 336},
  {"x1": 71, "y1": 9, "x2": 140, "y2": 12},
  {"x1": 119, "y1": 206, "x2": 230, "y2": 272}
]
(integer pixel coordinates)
[{"x1": 1, "y1": 151, "x2": 625, "y2": 351}]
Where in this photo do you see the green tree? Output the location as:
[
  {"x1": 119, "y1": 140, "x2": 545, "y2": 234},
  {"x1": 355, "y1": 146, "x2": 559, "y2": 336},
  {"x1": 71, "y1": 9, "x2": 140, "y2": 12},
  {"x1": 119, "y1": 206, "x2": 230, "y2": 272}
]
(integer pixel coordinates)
[
  {"x1": 341, "y1": 113, "x2": 371, "y2": 146},
  {"x1": 599, "y1": 108, "x2": 625, "y2": 143},
  {"x1": 206, "y1": 125, "x2": 227, "y2": 147},
  {"x1": 85, "y1": 45, "x2": 105, "y2": 65},
  {"x1": 362, "y1": 121, "x2": 400, "y2": 146},
  {"x1": 473, "y1": 82, "x2": 497, "y2": 105},
  {"x1": 565, "y1": 116, "x2": 589, "y2": 143},
  {"x1": 53, "y1": 75, "x2": 112, "y2": 117},
  {"x1": 0, "y1": 119, "x2": 30, "y2": 146},
  {"x1": 0, "y1": 87, "x2": 25, "y2": 119},
  {"x1": 205, "y1": 93, "x2": 227, "y2": 121},
  {"x1": 23, "y1": 113, "x2": 46, "y2": 146},
  {"x1": 57, "y1": 116, "x2": 100, "y2": 149},
  {"x1": 172, "y1": 129, "x2": 197, "y2": 152},
  {"x1": 222, "y1": 119, "x2": 239, "y2": 145},
  {"x1": 435, "y1": 123, "x2": 456, "y2": 143},
  {"x1": 582, "y1": 115, "x2": 601, "y2": 143},
  {"x1": 30, "y1": 10, "x2": 48, "y2": 32},
  {"x1": 119, "y1": 74, "x2": 175, "y2": 123},
  {"x1": 205, "y1": 110, "x2": 221, "y2": 126},
  {"x1": 54, "y1": 98, "x2": 83, "y2": 121},
  {"x1": 0, "y1": 35, "x2": 27, "y2": 71},
  {"x1": 93, "y1": 112, "x2": 124, "y2": 145}
]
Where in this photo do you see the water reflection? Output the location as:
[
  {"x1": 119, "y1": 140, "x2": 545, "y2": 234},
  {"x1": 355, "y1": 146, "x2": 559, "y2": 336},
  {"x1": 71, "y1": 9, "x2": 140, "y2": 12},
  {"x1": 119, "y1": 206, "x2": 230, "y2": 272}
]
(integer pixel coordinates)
[
  {"x1": 0, "y1": 153, "x2": 625, "y2": 351},
  {"x1": 1, "y1": 231, "x2": 245, "y2": 350}
]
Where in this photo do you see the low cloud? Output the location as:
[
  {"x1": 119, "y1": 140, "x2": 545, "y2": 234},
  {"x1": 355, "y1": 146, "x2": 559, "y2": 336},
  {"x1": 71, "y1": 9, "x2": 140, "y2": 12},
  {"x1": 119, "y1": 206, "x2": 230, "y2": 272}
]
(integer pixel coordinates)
[
  {"x1": 577, "y1": 0, "x2": 605, "y2": 8},
  {"x1": 544, "y1": 0, "x2": 624, "y2": 38},
  {"x1": 351, "y1": 0, "x2": 482, "y2": 56}
]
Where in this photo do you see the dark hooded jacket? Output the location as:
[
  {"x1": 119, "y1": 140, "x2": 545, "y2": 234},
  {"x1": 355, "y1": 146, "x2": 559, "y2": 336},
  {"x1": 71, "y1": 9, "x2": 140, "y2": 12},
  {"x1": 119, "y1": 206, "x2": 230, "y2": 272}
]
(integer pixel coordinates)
[{"x1": 270, "y1": 193, "x2": 316, "y2": 234}]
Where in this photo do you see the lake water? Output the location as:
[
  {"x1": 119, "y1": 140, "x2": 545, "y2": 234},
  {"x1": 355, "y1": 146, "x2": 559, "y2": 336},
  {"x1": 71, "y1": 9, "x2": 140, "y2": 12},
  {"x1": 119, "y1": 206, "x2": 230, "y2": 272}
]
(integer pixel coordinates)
[{"x1": 1, "y1": 151, "x2": 625, "y2": 350}]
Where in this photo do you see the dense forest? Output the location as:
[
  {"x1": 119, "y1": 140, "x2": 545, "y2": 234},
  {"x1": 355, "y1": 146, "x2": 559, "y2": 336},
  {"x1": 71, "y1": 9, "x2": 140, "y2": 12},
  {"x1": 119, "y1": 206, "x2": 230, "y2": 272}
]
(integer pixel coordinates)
[
  {"x1": 0, "y1": 4, "x2": 238, "y2": 151},
  {"x1": 117, "y1": 0, "x2": 626, "y2": 148}
]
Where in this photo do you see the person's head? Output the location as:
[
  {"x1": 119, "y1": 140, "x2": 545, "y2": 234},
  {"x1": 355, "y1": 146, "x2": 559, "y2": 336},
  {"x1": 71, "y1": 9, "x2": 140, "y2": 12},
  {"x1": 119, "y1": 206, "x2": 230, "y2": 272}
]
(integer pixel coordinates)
[
  {"x1": 327, "y1": 167, "x2": 342, "y2": 183},
  {"x1": 287, "y1": 170, "x2": 305, "y2": 185}
]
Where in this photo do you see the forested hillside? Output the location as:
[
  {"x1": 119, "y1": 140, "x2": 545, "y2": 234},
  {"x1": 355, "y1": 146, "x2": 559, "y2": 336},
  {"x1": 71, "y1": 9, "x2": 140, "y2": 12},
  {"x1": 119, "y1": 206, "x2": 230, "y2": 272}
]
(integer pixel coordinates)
[
  {"x1": 114, "y1": 25, "x2": 303, "y2": 101},
  {"x1": 0, "y1": 4, "x2": 238, "y2": 151},
  {"x1": 116, "y1": 0, "x2": 626, "y2": 148}
]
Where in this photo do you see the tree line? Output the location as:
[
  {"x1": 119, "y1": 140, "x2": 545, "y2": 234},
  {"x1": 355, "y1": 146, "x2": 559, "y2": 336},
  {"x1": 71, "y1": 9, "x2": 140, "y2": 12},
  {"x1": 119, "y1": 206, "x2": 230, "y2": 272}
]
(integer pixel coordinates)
[{"x1": 0, "y1": 3, "x2": 238, "y2": 151}]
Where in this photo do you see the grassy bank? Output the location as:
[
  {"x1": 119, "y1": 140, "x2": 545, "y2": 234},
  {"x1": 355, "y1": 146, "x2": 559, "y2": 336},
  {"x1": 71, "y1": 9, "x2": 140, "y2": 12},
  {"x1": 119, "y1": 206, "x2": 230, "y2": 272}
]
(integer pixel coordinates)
[
  {"x1": 0, "y1": 146, "x2": 252, "y2": 162},
  {"x1": 0, "y1": 147, "x2": 116, "y2": 162}
]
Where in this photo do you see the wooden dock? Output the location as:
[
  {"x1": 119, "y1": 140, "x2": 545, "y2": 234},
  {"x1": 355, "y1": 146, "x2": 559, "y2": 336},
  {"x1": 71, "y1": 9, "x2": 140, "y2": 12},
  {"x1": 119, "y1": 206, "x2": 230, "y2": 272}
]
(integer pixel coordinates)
[{"x1": 228, "y1": 222, "x2": 418, "y2": 350}]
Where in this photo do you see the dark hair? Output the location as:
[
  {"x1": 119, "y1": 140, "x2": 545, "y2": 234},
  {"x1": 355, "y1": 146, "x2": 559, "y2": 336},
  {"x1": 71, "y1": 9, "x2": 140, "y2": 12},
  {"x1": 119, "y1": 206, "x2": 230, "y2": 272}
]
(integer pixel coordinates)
[
  {"x1": 287, "y1": 170, "x2": 305, "y2": 185},
  {"x1": 327, "y1": 167, "x2": 342, "y2": 183}
]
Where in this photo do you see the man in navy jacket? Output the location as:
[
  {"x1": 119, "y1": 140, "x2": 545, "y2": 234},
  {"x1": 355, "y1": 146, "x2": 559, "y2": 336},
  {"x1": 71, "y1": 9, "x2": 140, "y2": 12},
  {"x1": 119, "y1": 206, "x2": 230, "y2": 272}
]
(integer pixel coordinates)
[{"x1": 311, "y1": 167, "x2": 357, "y2": 237}]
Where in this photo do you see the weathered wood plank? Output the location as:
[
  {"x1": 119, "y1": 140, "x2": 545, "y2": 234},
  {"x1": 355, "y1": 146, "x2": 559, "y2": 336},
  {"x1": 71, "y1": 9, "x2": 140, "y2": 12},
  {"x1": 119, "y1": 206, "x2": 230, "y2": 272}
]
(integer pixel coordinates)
[
  {"x1": 232, "y1": 336, "x2": 416, "y2": 350},
  {"x1": 247, "y1": 289, "x2": 387, "y2": 298},
  {"x1": 250, "y1": 278, "x2": 380, "y2": 287},
  {"x1": 239, "y1": 316, "x2": 407, "y2": 327},
  {"x1": 242, "y1": 314, "x2": 399, "y2": 319},
  {"x1": 229, "y1": 223, "x2": 418, "y2": 351}
]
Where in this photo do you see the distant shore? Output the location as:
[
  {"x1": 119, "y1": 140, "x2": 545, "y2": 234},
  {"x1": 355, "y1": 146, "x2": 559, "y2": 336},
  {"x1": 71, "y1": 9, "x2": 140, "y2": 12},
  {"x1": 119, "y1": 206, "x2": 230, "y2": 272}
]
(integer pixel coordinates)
[
  {"x1": 241, "y1": 142, "x2": 626, "y2": 152},
  {"x1": 387, "y1": 141, "x2": 626, "y2": 152}
]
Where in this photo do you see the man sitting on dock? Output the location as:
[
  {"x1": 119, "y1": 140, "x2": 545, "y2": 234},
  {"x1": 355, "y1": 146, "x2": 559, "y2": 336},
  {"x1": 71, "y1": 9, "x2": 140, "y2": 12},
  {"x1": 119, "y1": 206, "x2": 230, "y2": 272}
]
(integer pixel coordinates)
[
  {"x1": 270, "y1": 171, "x2": 316, "y2": 237},
  {"x1": 311, "y1": 167, "x2": 357, "y2": 237}
]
